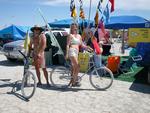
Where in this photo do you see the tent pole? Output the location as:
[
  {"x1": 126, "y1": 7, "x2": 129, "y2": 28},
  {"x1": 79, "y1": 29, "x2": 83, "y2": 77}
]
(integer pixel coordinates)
[
  {"x1": 121, "y1": 29, "x2": 125, "y2": 54},
  {"x1": 88, "y1": 0, "x2": 92, "y2": 27}
]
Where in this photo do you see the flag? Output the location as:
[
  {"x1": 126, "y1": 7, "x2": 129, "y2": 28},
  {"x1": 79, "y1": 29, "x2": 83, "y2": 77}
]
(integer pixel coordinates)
[
  {"x1": 79, "y1": 8, "x2": 85, "y2": 19},
  {"x1": 97, "y1": 0, "x2": 103, "y2": 14},
  {"x1": 24, "y1": 30, "x2": 30, "y2": 55},
  {"x1": 79, "y1": 0, "x2": 85, "y2": 19},
  {"x1": 94, "y1": 10, "x2": 99, "y2": 27},
  {"x1": 79, "y1": 0, "x2": 83, "y2": 10},
  {"x1": 109, "y1": 0, "x2": 114, "y2": 12},
  {"x1": 70, "y1": 0, "x2": 77, "y2": 18},
  {"x1": 99, "y1": 19, "x2": 106, "y2": 35},
  {"x1": 71, "y1": 5, "x2": 77, "y2": 18},
  {"x1": 70, "y1": 0, "x2": 75, "y2": 11},
  {"x1": 103, "y1": 4, "x2": 110, "y2": 23}
]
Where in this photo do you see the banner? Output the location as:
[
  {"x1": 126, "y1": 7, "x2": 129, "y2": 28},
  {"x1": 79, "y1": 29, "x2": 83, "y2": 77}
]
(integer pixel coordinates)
[{"x1": 128, "y1": 28, "x2": 150, "y2": 43}]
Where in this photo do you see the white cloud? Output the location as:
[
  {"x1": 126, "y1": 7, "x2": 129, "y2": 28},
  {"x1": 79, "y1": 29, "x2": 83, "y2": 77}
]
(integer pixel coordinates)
[{"x1": 42, "y1": 0, "x2": 150, "y2": 10}]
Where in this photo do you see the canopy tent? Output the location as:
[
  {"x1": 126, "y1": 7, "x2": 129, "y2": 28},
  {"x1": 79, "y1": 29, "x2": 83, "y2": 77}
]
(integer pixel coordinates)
[
  {"x1": 105, "y1": 15, "x2": 150, "y2": 29},
  {"x1": 49, "y1": 18, "x2": 93, "y2": 28},
  {"x1": 0, "y1": 25, "x2": 30, "y2": 40}
]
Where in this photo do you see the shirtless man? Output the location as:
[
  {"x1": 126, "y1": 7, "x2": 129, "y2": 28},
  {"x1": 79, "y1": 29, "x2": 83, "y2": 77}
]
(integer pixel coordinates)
[{"x1": 29, "y1": 25, "x2": 50, "y2": 87}]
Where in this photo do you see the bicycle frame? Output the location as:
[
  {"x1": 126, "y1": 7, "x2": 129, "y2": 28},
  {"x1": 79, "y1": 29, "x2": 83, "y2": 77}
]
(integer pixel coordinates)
[
  {"x1": 18, "y1": 50, "x2": 29, "y2": 75},
  {"x1": 67, "y1": 53, "x2": 100, "y2": 82},
  {"x1": 77, "y1": 55, "x2": 98, "y2": 80}
]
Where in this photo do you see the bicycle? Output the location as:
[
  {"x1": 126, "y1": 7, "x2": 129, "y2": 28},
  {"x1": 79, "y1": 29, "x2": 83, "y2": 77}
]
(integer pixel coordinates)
[
  {"x1": 50, "y1": 52, "x2": 114, "y2": 90},
  {"x1": 18, "y1": 50, "x2": 36, "y2": 99}
]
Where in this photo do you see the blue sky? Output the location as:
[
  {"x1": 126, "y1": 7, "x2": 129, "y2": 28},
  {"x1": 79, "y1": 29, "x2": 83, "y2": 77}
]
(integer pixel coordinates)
[{"x1": 0, "y1": 0, "x2": 150, "y2": 28}]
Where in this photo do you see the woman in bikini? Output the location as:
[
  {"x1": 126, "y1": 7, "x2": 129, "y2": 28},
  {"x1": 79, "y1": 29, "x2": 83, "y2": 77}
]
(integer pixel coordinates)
[{"x1": 65, "y1": 23, "x2": 92, "y2": 86}]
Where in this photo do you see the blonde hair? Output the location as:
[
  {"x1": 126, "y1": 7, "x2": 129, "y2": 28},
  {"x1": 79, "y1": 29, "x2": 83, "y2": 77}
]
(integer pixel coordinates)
[{"x1": 70, "y1": 23, "x2": 78, "y2": 34}]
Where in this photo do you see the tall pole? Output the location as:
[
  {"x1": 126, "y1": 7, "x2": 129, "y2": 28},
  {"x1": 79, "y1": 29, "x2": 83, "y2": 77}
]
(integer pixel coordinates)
[
  {"x1": 38, "y1": 8, "x2": 64, "y2": 56},
  {"x1": 88, "y1": 0, "x2": 92, "y2": 27},
  {"x1": 121, "y1": 29, "x2": 125, "y2": 54}
]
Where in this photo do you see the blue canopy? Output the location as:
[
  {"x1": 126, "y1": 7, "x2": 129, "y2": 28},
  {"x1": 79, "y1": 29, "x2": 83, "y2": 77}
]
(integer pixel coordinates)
[
  {"x1": 105, "y1": 15, "x2": 150, "y2": 29},
  {"x1": 0, "y1": 25, "x2": 30, "y2": 40},
  {"x1": 49, "y1": 18, "x2": 93, "y2": 28}
]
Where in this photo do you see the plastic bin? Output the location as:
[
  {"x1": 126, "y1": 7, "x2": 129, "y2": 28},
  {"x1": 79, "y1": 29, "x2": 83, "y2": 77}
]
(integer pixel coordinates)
[{"x1": 107, "y1": 56, "x2": 120, "y2": 73}]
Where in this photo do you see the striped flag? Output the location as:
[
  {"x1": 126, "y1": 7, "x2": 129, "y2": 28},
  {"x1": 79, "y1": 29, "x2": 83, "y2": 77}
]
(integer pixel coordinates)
[
  {"x1": 79, "y1": 0, "x2": 83, "y2": 10},
  {"x1": 97, "y1": 0, "x2": 103, "y2": 14},
  {"x1": 79, "y1": 0, "x2": 85, "y2": 19},
  {"x1": 70, "y1": 0, "x2": 75, "y2": 11}
]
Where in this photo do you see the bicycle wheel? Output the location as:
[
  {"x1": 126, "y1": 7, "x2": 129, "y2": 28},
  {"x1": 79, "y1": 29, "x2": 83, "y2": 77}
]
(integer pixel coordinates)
[
  {"x1": 89, "y1": 66, "x2": 114, "y2": 90},
  {"x1": 50, "y1": 66, "x2": 71, "y2": 89},
  {"x1": 21, "y1": 71, "x2": 36, "y2": 99}
]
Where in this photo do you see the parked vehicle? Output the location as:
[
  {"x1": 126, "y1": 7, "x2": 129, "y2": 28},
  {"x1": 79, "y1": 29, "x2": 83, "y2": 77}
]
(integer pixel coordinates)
[{"x1": 2, "y1": 29, "x2": 68, "y2": 61}]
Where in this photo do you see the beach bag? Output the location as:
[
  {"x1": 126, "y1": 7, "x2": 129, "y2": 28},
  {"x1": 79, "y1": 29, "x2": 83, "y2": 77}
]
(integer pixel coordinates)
[{"x1": 78, "y1": 52, "x2": 90, "y2": 72}]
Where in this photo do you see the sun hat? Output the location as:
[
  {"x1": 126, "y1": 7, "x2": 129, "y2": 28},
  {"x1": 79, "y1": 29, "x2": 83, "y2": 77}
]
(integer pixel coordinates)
[{"x1": 30, "y1": 25, "x2": 44, "y2": 32}]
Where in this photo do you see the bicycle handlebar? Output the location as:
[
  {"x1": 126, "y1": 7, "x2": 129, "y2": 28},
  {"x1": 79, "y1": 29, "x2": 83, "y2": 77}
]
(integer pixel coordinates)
[{"x1": 18, "y1": 50, "x2": 28, "y2": 62}]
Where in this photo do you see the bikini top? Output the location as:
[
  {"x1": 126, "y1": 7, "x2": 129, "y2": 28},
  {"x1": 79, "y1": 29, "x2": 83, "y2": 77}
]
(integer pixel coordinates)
[{"x1": 70, "y1": 34, "x2": 81, "y2": 45}]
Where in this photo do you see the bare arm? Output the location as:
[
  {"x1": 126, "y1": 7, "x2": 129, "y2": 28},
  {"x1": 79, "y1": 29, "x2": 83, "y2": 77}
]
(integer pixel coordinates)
[
  {"x1": 80, "y1": 35, "x2": 93, "y2": 51},
  {"x1": 65, "y1": 34, "x2": 71, "y2": 59},
  {"x1": 28, "y1": 37, "x2": 33, "y2": 56},
  {"x1": 38, "y1": 34, "x2": 46, "y2": 54}
]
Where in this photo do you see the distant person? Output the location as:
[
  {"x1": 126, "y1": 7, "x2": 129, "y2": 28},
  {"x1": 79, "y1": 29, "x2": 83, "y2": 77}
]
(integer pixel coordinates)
[{"x1": 29, "y1": 25, "x2": 50, "y2": 87}]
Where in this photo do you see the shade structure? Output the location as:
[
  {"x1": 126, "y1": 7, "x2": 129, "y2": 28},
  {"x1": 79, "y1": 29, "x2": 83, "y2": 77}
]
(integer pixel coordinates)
[
  {"x1": 105, "y1": 15, "x2": 150, "y2": 29},
  {"x1": 49, "y1": 18, "x2": 93, "y2": 28},
  {"x1": 0, "y1": 25, "x2": 30, "y2": 40}
]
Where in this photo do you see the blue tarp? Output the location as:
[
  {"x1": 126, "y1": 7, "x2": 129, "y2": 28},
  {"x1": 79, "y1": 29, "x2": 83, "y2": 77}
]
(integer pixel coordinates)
[
  {"x1": 0, "y1": 25, "x2": 30, "y2": 40},
  {"x1": 105, "y1": 15, "x2": 150, "y2": 29},
  {"x1": 49, "y1": 18, "x2": 93, "y2": 28}
]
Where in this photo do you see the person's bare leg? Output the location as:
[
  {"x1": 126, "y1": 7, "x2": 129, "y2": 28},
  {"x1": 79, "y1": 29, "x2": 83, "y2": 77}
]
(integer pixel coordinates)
[
  {"x1": 35, "y1": 62, "x2": 41, "y2": 85},
  {"x1": 69, "y1": 57, "x2": 78, "y2": 86},
  {"x1": 42, "y1": 68, "x2": 50, "y2": 86},
  {"x1": 74, "y1": 57, "x2": 80, "y2": 82}
]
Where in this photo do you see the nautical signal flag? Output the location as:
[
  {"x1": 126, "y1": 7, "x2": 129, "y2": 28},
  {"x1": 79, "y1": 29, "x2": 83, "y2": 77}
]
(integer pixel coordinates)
[
  {"x1": 70, "y1": 0, "x2": 75, "y2": 11},
  {"x1": 79, "y1": 0, "x2": 85, "y2": 19},
  {"x1": 70, "y1": 0, "x2": 77, "y2": 18},
  {"x1": 71, "y1": 5, "x2": 77, "y2": 18},
  {"x1": 103, "y1": 4, "x2": 110, "y2": 23},
  {"x1": 109, "y1": 0, "x2": 114, "y2": 12},
  {"x1": 99, "y1": 19, "x2": 106, "y2": 35},
  {"x1": 97, "y1": 0, "x2": 103, "y2": 14},
  {"x1": 94, "y1": 10, "x2": 99, "y2": 27},
  {"x1": 79, "y1": 8, "x2": 85, "y2": 19}
]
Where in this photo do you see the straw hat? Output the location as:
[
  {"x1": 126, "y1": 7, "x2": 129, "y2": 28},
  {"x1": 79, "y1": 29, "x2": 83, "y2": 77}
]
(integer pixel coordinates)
[{"x1": 31, "y1": 25, "x2": 44, "y2": 32}]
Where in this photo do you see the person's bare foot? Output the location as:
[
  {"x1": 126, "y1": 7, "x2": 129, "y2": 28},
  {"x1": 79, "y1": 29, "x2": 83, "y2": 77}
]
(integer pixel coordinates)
[
  {"x1": 46, "y1": 83, "x2": 51, "y2": 87},
  {"x1": 37, "y1": 82, "x2": 42, "y2": 87}
]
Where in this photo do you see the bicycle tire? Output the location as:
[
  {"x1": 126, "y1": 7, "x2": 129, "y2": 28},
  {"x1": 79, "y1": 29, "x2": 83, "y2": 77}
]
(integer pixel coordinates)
[
  {"x1": 89, "y1": 66, "x2": 114, "y2": 90},
  {"x1": 50, "y1": 66, "x2": 71, "y2": 89},
  {"x1": 21, "y1": 71, "x2": 36, "y2": 99}
]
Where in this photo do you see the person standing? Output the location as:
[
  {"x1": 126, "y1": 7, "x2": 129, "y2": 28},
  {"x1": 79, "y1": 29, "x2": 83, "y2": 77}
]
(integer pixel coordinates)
[
  {"x1": 29, "y1": 25, "x2": 50, "y2": 87},
  {"x1": 65, "y1": 23, "x2": 92, "y2": 86}
]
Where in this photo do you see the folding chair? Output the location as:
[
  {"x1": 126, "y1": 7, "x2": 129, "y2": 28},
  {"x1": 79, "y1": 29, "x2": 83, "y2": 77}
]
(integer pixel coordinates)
[{"x1": 120, "y1": 55, "x2": 142, "y2": 75}]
